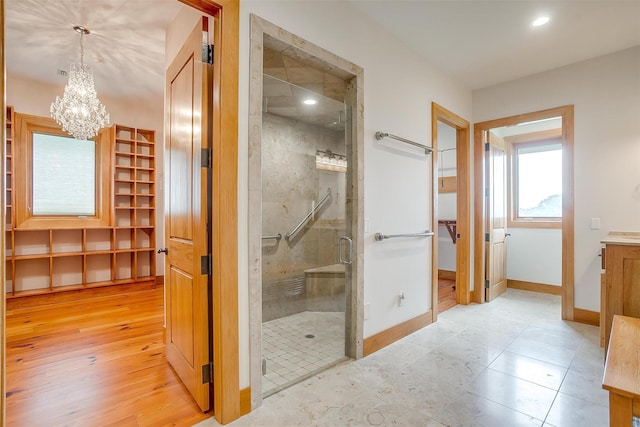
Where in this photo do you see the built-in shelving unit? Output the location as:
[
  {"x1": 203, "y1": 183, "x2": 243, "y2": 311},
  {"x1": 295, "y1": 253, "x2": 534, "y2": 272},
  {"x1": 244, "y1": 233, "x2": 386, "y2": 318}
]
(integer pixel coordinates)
[
  {"x1": 5, "y1": 106, "x2": 15, "y2": 294},
  {"x1": 5, "y1": 109, "x2": 156, "y2": 298}
]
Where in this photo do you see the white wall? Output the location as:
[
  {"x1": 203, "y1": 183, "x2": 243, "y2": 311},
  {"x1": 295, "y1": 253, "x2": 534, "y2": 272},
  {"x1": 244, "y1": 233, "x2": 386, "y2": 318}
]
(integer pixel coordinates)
[
  {"x1": 437, "y1": 122, "x2": 457, "y2": 272},
  {"x1": 473, "y1": 46, "x2": 640, "y2": 311},
  {"x1": 506, "y1": 228, "x2": 562, "y2": 285},
  {"x1": 238, "y1": 1, "x2": 472, "y2": 387},
  {"x1": 6, "y1": 74, "x2": 166, "y2": 275}
]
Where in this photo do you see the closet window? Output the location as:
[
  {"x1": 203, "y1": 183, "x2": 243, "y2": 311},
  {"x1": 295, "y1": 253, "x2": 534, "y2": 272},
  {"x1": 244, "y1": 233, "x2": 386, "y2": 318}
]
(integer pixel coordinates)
[
  {"x1": 14, "y1": 113, "x2": 111, "y2": 229},
  {"x1": 32, "y1": 133, "x2": 96, "y2": 216}
]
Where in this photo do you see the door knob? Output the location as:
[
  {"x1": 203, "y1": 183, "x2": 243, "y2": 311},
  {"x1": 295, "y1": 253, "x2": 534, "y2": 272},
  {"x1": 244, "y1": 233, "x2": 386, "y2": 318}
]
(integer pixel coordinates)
[{"x1": 157, "y1": 248, "x2": 168, "y2": 254}]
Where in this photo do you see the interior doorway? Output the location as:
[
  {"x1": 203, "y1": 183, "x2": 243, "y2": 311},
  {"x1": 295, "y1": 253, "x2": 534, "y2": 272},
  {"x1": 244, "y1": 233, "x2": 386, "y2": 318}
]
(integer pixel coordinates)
[
  {"x1": 431, "y1": 103, "x2": 471, "y2": 318},
  {"x1": 473, "y1": 105, "x2": 575, "y2": 321},
  {"x1": 1, "y1": 0, "x2": 241, "y2": 423}
]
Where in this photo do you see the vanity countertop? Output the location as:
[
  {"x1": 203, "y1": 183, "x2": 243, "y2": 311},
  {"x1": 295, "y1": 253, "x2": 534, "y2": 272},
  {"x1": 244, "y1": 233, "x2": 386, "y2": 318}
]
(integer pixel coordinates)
[{"x1": 601, "y1": 231, "x2": 640, "y2": 246}]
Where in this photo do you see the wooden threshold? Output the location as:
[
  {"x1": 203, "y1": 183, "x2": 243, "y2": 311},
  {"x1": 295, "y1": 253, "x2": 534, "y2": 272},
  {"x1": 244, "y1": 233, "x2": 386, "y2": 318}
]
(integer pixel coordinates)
[{"x1": 363, "y1": 311, "x2": 433, "y2": 356}]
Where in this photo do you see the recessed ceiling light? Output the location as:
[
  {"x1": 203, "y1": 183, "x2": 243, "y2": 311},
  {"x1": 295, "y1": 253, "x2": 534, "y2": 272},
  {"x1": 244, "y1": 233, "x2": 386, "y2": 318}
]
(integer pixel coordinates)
[
  {"x1": 532, "y1": 16, "x2": 550, "y2": 27},
  {"x1": 303, "y1": 99, "x2": 317, "y2": 105}
]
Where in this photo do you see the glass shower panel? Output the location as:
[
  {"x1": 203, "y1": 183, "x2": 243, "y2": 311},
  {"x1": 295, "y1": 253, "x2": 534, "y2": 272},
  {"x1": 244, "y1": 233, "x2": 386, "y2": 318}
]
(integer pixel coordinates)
[{"x1": 261, "y1": 74, "x2": 349, "y2": 397}]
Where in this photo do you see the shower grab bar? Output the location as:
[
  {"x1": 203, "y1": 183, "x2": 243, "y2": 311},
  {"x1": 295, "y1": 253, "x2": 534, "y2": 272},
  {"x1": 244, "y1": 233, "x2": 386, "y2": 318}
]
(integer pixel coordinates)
[
  {"x1": 262, "y1": 233, "x2": 282, "y2": 241},
  {"x1": 285, "y1": 188, "x2": 332, "y2": 241},
  {"x1": 374, "y1": 230, "x2": 435, "y2": 241},
  {"x1": 375, "y1": 131, "x2": 433, "y2": 154}
]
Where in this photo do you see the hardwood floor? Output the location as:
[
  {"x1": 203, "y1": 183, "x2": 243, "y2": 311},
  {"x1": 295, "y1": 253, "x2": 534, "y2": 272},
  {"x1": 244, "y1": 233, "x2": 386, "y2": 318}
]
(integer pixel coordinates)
[
  {"x1": 5, "y1": 284, "x2": 210, "y2": 426},
  {"x1": 438, "y1": 277, "x2": 457, "y2": 314}
]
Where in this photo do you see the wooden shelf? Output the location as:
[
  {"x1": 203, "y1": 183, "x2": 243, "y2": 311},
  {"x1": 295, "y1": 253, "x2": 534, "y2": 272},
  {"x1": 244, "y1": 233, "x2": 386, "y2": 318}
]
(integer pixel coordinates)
[{"x1": 4, "y1": 116, "x2": 156, "y2": 298}]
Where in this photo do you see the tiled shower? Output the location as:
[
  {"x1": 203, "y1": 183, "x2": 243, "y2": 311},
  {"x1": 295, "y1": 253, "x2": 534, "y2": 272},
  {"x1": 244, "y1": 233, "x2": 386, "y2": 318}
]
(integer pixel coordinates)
[{"x1": 261, "y1": 75, "x2": 349, "y2": 396}]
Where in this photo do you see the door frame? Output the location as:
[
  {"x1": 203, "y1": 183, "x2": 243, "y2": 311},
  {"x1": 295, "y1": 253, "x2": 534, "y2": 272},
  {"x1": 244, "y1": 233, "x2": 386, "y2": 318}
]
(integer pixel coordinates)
[
  {"x1": 473, "y1": 105, "x2": 575, "y2": 320},
  {"x1": 1, "y1": 2, "x2": 6, "y2": 424},
  {"x1": 1, "y1": 0, "x2": 240, "y2": 424},
  {"x1": 247, "y1": 15, "x2": 364, "y2": 410},
  {"x1": 431, "y1": 103, "x2": 471, "y2": 317}
]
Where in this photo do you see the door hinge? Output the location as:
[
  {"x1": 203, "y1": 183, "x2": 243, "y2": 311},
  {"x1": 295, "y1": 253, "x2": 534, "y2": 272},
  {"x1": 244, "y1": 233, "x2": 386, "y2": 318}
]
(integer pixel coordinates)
[
  {"x1": 202, "y1": 44, "x2": 214, "y2": 65},
  {"x1": 201, "y1": 254, "x2": 212, "y2": 275},
  {"x1": 485, "y1": 280, "x2": 490, "y2": 289},
  {"x1": 485, "y1": 142, "x2": 490, "y2": 152},
  {"x1": 485, "y1": 233, "x2": 490, "y2": 242},
  {"x1": 202, "y1": 361, "x2": 214, "y2": 384},
  {"x1": 201, "y1": 148, "x2": 212, "y2": 168}
]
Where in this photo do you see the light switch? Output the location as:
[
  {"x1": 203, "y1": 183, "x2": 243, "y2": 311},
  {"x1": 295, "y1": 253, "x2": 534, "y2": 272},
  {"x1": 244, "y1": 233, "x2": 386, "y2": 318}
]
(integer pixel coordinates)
[
  {"x1": 590, "y1": 218, "x2": 601, "y2": 230},
  {"x1": 365, "y1": 218, "x2": 370, "y2": 233},
  {"x1": 364, "y1": 303, "x2": 370, "y2": 320}
]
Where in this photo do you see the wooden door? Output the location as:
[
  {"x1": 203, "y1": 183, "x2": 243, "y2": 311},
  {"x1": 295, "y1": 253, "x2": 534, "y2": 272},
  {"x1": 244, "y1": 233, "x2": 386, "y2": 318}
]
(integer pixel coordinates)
[
  {"x1": 165, "y1": 18, "x2": 213, "y2": 412},
  {"x1": 485, "y1": 131, "x2": 508, "y2": 301}
]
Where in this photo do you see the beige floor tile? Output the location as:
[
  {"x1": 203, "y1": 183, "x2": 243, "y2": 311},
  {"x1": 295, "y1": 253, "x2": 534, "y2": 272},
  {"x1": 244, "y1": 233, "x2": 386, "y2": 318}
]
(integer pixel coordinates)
[
  {"x1": 467, "y1": 368, "x2": 557, "y2": 420},
  {"x1": 506, "y1": 336, "x2": 576, "y2": 367},
  {"x1": 433, "y1": 393, "x2": 544, "y2": 427},
  {"x1": 545, "y1": 392, "x2": 609, "y2": 427},
  {"x1": 489, "y1": 351, "x2": 567, "y2": 390}
]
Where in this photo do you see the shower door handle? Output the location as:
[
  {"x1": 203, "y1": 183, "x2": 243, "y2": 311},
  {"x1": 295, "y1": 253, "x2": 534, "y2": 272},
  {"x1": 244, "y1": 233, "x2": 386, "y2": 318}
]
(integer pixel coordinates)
[{"x1": 339, "y1": 236, "x2": 353, "y2": 265}]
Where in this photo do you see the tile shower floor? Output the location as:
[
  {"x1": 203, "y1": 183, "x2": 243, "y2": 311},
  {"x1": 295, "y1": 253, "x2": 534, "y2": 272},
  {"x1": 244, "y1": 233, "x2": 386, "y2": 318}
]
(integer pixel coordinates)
[
  {"x1": 262, "y1": 311, "x2": 346, "y2": 396},
  {"x1": 198, "y1": 290, "x2": 609, "y2": 427}
]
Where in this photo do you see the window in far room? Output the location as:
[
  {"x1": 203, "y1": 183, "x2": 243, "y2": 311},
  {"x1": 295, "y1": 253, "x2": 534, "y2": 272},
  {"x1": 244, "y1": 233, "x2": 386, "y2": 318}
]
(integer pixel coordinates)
[{"x1": 506, "y1": 128, "x2": 562, "y2": 228}]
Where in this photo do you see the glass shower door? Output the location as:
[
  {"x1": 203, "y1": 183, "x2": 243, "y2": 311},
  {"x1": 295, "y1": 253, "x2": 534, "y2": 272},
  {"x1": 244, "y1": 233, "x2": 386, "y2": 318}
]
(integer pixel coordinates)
[{"x1": 261, "y1": 75, "x2": 350, "y2": 396}]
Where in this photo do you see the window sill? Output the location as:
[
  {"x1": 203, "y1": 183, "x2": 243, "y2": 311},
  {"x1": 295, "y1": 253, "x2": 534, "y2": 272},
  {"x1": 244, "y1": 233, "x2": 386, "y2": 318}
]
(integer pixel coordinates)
[{"x1": 508, "y1": 219, "x2": 561, "y2": 229}]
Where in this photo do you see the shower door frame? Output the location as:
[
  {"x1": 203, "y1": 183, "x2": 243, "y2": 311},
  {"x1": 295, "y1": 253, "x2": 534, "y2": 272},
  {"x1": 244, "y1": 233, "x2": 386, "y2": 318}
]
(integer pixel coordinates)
[{"x1": 247, "y1": 14, "x2": 364, "y2": 410}]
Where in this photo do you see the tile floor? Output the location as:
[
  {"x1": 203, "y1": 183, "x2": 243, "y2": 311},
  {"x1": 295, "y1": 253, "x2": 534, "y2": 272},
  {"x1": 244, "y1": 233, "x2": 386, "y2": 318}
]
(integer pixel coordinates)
[
  {"x1": 197, "y1": 289, "x2": 610, "y2": 427},
  {"x1": 262, "y1": 311, "x2": 346, "y2": 396}
]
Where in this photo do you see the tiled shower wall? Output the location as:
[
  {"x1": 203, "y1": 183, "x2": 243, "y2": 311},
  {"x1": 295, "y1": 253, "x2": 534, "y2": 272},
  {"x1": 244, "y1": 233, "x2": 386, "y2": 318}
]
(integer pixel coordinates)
[{"x1": 262, "y1": 112, "x2": 346, "y2": 321}]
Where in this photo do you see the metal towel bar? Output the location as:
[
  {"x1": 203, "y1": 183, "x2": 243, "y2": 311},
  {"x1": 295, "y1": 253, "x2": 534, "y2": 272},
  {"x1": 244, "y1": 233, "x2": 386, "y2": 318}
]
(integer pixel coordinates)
[
  {"x1": 285, "y1": 188, "x2": 332, "y2": 241},
  {"x1": 375, "y1": 131, "x2": 433, "y2": 154},
  {"x1": 374, "y1": 230, "x2": 434, "y2": 241}
]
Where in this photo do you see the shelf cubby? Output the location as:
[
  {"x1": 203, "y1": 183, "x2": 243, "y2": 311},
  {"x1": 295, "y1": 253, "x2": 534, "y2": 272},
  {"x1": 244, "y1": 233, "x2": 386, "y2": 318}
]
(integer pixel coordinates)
[
  {"x1": 14, "y1": 258, "x2": 50, "y2": 292},
  {"x1": 85, "y1": 253, "x2": 112, "y2": 284},
  {"x1": 115, "y1": 251, "x2": 134, "y2": 280},
  {"x1": 52, "y1": 256, "x2": 83, "y2": 287},
  {"x1": 85, "y1": 229, "x2": 112, "y2": 252}
]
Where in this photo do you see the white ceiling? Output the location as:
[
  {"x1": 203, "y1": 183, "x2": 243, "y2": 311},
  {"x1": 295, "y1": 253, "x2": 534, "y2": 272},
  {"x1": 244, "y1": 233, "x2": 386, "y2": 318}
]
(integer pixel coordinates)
[
  {"x1": 5, "y1": 0, "x2": 640, "y2": 100},
  {"x1": 5, "y1": 0, "x2": 185, "y2": 99},
  {"x1": 348, "y1": 0, "x2": 640, "y2": 90}
]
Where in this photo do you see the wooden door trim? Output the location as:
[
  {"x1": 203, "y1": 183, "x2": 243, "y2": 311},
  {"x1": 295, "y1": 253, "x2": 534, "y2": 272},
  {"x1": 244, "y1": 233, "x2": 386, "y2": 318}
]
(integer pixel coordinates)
[
  {"x1": 431, "y1": 103, "x2": 471, "y2": 321},
  {"x1": 177, "y1": 0, "x2": 240, "y2": 423},
  {"x1": 1, "y1": 1, "x2": 6, "y2": 424},
  {"x1": 473, "y1": 105, "x2": 574, "y2": 321}
]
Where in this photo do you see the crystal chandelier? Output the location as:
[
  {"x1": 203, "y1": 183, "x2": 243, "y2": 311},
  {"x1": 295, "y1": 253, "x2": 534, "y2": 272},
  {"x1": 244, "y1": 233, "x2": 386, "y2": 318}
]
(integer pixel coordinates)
[{"x1": 51, "y1": 26, "x2": 110, "y2": 140}]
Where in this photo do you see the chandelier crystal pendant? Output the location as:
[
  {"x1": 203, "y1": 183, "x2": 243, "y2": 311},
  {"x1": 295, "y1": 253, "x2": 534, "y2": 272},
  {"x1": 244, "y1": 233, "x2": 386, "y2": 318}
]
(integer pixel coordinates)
[{"x1": 51, "y1": 26, "x2": 110, "y2": 140}]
